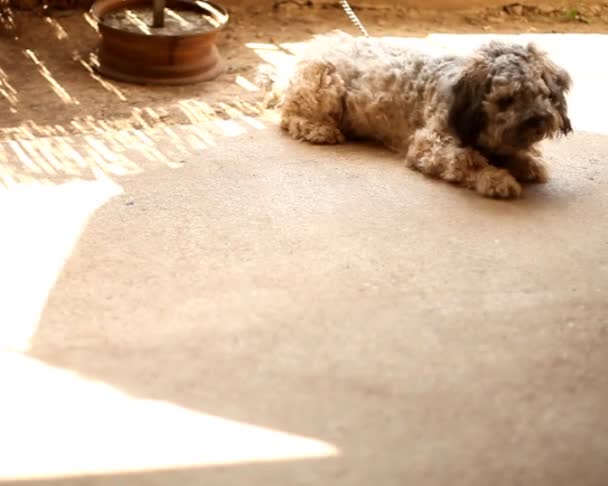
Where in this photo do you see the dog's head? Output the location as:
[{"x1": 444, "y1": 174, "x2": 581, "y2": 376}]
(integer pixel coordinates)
[{"x1": 448, "y1": 42, "x2": 572, "y2": 154}]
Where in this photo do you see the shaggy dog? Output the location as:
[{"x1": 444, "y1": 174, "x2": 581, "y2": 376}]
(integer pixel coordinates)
[{"x1": 260, "y1": 32, "x2": 572, "y2": 198}]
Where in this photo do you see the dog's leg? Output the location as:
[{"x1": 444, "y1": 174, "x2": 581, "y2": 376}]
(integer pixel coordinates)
[
  {"x1": 405, "y1": 128, "x2": 522, "y2": 198},
  {"x1": 502, "y1": 150, "x2": 549, "y2": 184},
  {"x1": 280, "y1": 61, "x2": 346, "y2": 144}
]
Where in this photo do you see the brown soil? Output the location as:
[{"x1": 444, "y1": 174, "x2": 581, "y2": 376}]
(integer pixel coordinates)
[
  {"x1": 101, "y1": 6, "x2": 216, "y2": 35},
  {"x1": 1, "y1": 1, "x2": 607, "y2": 142}
]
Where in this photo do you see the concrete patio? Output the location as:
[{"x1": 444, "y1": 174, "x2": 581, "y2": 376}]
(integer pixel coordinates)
[{"x1": 0, "y1": 33, "x2": 607, "y2": 485}]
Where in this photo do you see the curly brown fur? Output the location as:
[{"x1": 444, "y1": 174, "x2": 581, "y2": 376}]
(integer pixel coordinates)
[{"x1": 263, "y1": 32, "x2": 572, "y2": 199}]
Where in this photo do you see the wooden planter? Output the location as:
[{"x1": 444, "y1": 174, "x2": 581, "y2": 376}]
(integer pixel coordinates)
[{"x1": 89, "y1": 0, "x2": 229, "y2": 85}]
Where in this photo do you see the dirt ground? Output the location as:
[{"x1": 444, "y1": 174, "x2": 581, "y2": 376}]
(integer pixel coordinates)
[{"x1": 1, "y1": 1, "x2": 608, "y2": 143}]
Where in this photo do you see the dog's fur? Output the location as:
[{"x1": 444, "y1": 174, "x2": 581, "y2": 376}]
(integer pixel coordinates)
[{"x1": 260, "y1": 32, "x2": 572, "y2": 198}]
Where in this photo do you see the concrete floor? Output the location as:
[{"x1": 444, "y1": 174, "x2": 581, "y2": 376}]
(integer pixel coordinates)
[{"x1": 1, "y1": 34, "x2": 607, "y2": 485}]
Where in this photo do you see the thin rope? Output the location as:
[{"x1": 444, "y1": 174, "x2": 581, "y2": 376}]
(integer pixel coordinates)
[{"x1": 339, "y1": 0, "x2": 369, "y2": 38}]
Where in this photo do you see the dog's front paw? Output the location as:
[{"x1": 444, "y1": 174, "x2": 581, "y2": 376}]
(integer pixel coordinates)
[
  {"x1": 281, "y1": 116, "x2": 345, "y2": 144},
  {"x1": 305, "y1": 124, "x2": 345, "y2": 144},
  {"x1": 506, "y1": 155, "x2": 549, "y2": 183},
  {"x1": 476, "y1": 168, "x2": 522, "y2": 199},
  {"x1": 518, "y1": 158, "x2": 549, "y2": 183}
]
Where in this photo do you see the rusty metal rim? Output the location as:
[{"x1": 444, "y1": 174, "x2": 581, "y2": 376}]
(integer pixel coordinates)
[
  {"x1": 96, "y1": 58, "x2": 225, "y2": 85},
  {"x1": 89, "y1": 0, "x2": 229, "y2": 39}
]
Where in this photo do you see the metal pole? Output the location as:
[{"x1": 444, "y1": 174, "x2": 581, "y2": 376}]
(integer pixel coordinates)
[{"x1": 152, "y1": 0, "x2": 165, "y2": 28}]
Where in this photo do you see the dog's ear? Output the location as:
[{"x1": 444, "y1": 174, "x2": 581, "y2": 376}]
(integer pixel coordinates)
[
  {"x1": 552, "y1": 80, "x2": 573, "y2": 136},
  {"x1": 448, "y1": 59, "x2": 489, "y2": 147},
  {"x1": 527, "y1": 42, "x2": 572, "y2": 93},
  {"x1": 549, "y1": 66, "x2": 572, "y2": 135},
  {"x1": 528, "y1": 43, "x2": 573, "y2": 135}
]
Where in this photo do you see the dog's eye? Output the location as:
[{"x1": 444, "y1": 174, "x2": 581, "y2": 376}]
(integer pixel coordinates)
[{"x1": 497, "y1": 95, "x2": 514, "y2": 111}]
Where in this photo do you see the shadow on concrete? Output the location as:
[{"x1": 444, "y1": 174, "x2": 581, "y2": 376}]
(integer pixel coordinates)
[{"x1": 2, "y1": 126, "x2": 607, "y2": 485}]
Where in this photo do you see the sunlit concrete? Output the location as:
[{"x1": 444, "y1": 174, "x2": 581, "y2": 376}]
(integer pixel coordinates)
[{"x1": 0, "y1": 353, "x2": 337, "y2": 481}]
